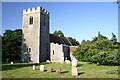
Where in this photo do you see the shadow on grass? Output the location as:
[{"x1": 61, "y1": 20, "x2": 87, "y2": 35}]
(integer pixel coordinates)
[
  {"x1": 78, "y1": 72, "x2": 85, "y2": 76},
  {"x1": 61, "y1": 71, "x2": 69, "y2": 74},
  {"x1": 51, "y1": 70, "x2": 56, "y2": 72},
  {"x1": 2, "y1": 62, "x2": 49, "y2": 71}
]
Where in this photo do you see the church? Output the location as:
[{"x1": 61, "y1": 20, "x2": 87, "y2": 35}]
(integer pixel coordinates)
[{"x1": 22, "y1": 6, "x2": 72, "y2": 63}]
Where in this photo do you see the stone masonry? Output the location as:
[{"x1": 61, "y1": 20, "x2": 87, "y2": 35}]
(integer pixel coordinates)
[{"x1": 22, "y1": 6, "x2": 50, "y2": 63}]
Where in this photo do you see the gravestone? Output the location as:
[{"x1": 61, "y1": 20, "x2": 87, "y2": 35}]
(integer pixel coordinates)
[
  {"x1": 33, "y1": 65, "x2": 35, "y2": 70},
  {"x1": 56, "y1": 68, "x2": 61, "y2": 74},
  {"x1": 46, "y1": 60, "x2": 50, "y2": 63},
  {"x1": 11, "y1": 62, "x2": 13, "y2": 64},
  {"x1": 40, "y1": 65, "x2": 44, "y2": 71},
  {"x1": 65, "y1": 60, "x2": 70, "y2": 64},
  {"x1": 72, "y1": 59, "x2": 77, "y2": 67},
  {"x1": 47, "y1": 67, "x2": 52, "y2": 72},
  {"x1": 61, "y1": 56, "x2": 64, "y2": 63},
  {"x1": 71, "y1": 67, "x2": 78, "y2": 76}
]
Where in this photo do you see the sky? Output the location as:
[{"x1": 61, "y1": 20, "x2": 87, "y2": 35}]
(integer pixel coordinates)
[{"x1": 2, "y1": 2, "x2": 118, "y2": 42}]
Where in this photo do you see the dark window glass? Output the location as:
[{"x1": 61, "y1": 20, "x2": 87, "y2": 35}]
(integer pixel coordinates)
[
  {"x1": 53, "y1": 50, "x2": 54, "y2": 55},
  {"x1": 29, "y1": 16, "x2": 33, "y2": 25}
]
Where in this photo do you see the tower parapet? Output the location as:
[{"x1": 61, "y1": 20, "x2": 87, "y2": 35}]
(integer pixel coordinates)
[{"x1": 23, "y1": 6, "x2": 49, "y2": 15}]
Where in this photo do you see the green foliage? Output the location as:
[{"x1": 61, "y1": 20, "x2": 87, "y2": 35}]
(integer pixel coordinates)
[
  {"x1": 81, "y1": 40, "x2": 91, "y2": 45},
  {"x1": 92, "y1": 49, "x2": 119, "y2": 65},
  {"x1": 111, "y1": 33, "x2": 117, "y2": 42},
  {"x1": 92, "y1": 31, "x2": 108, "y2": 42},
  {"x1": 53, "y1": 30, "x2": 79, "y2": 46},
  {"x1": 2, "y1": 29, "x2": 22, "y2": 61},
  {"x1": 53, "y1": 30, "x2": 64, "y2": 37},
  {"x1": 67, "y1": 37, "x2": 79, "y2": 46},
  {"x1": 92, "y1": 52, "x2": 109, "y2": 64},
  {"x1": 73, "y1": 32, "x2": 119, "y2": 65}
]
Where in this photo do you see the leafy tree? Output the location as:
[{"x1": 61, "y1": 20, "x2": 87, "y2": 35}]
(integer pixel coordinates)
[
  {"x1": 111, "y1": 33, "x2": 117, "y2": 42},
  {"x1": 92, "y1": 31, "x2": 108, "y2": 42},
  {"x1": 73, "y1": 31, "x2": 119, "y2": 65},
  {"x1": 81, "y1": 40, "x2": 86, "y2": 44},
  {"x1": 2, "y1": 29, "x2": 22, "y2": 61},
  {"x1": 53, "y1": 30, "x2": 79, "y2": 46},
  {"x1": 92, "y1": 52, "x2": 108, "y2": 65},
  {"x1": 67, "y1": 37, "x2": 79, "y2": 46},
  {"x1": 53, "y1": 30, "x2": 64, "y2": 37},
  {"x1": 81, "y1": 40, "x2": 91, "y2": 45}
]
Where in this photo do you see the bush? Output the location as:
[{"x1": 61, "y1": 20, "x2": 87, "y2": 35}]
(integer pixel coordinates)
[{"x1": 73, "y1": 32, "x2": 119, "y2": 65}]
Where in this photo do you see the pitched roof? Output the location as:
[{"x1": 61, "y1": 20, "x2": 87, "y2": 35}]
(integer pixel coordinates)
[
  {"x1": 50, "y1": 34, "x2": 72, "y2": 46},
  {"x1": 61, "y1": 37, "x2": 72, "y2": 46}
]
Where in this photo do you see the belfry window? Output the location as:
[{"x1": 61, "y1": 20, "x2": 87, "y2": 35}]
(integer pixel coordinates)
[{"x1": 29, "y1": 16, "x2": 33, "y2": 25}]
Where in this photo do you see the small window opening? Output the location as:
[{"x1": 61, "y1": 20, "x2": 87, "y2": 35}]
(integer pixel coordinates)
[
  {"x1": 29, "y1": 16, "x2": 33, "y2": 25},
  {"x1": 28, "y1": 48, "x2": 31, "y2": 52},
  {"x1": 53, "y1": 50, "x2": 54, "y2": 55}
]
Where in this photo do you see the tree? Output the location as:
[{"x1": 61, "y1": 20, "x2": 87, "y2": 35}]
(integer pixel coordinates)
[
  {"x1": 67, "y1": 37, "x2": 79, "y2": 46},
  {"x1": 81, "y1": 40, "x2": 86, "y2": 44},
  {"x1": 2, "y1": 29, "x2": 22, "y2": 61},
  {"x1": 53, "y1": 30, "x2": 79, "y2": 46},
  {"x1": 98, "y1": 31, "x2": 108, "y2": 40},
  {"x1": 81, "y1": 40, "x2": 91, "y2": 45},
  {"x1": 111, "y1": 33, "x2": 117, "y2": 42},
  {"x1": 92, "y1": 31, "x2": 108, "y2": 42},
  {"x1": 73, "y1": 31, "x2": 119, "y2": 65},
  {"x1": 53, "y1": 30, "x2": 64, "y2": 37}
]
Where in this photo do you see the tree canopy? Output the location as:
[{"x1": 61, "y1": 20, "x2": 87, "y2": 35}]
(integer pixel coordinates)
[
  {"x1": 111, "y1": 33, "x2": 117, "y2": 42},
  {"x1": 73, "y1": 32, "x2": 119, "y2": 65},
  {"x1": 67, "y1": 37, "x2": 79, "y2": 46},
  {"x1": 53, "y1": 30, "x2": 65, "y2": 37},
  {"x1": 53, "y1": 30, "x2": 79, "y2": 46},
  {"x1": 2, "y1": 29, "x2": 22, "y2": 61}
]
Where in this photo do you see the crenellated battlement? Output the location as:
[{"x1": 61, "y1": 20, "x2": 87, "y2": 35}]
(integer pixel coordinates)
[{"x1": 23, "y1": 6, "x2": 49, "y2": 15}]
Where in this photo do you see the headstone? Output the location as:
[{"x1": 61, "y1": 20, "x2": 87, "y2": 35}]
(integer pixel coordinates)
[
  {"x1": 65, "y1": 60, "x2": 70, "y2": 64},
  {"x1": 71, "y1": 67, "x2": 78, "y2": 76},
  {"x1": 33, "y1": 65, "x2": 35, "y2": 70},
  {"x1": 65, "y1": 60, "x2": 67, "y2": 63},
  {"x1": 47, "y1": 67, "x2": 52, "y2": 72},
  {"x1": 40, "y1": 65, "x2": 44, "y2": 71},
  {"x1": 61, "y1": 56, "x2": 64, "y2": 63},
  {"x1": 56, "y1": 68, "x2": 61, "y2": 74},
  {"x1": 72, "y1": 60, "x2": 77, "y2": 67},
  {"x1": 46, "y1": 60, "x2": 50, "y2": 63},
  {"x1": 11, "y1": 62, "x2": 13, "y2": 64}
]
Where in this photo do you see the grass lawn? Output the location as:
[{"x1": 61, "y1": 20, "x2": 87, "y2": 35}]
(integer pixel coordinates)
[{"x1": 2, "y1": 61, "x2": 118, "y2": 78}]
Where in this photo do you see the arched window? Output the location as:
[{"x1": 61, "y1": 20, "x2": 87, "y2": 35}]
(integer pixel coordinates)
[{"x1": 29, "y1": 16, "x2": 33, "y2": 25}]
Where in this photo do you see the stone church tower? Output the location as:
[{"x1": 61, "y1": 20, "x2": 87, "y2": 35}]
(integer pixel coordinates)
[{"x1": 22, "y1": 6, "x2": 50, "y2": 63}]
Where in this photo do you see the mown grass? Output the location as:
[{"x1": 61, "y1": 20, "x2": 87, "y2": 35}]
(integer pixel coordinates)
[{"x1": 2, "y1": 61, "x2": 118, "y2": 78}]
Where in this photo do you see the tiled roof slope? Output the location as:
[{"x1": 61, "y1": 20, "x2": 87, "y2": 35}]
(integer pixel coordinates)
[{"x1": 50, "y1": 34, "x2": 72, "y2": 46}]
